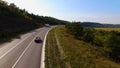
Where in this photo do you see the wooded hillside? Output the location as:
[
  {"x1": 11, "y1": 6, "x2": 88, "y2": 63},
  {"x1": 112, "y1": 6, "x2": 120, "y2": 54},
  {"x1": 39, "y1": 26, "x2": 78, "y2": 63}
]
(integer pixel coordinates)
[{"x1": 0, "y1": 0, "x2": 68, "y2": 43}]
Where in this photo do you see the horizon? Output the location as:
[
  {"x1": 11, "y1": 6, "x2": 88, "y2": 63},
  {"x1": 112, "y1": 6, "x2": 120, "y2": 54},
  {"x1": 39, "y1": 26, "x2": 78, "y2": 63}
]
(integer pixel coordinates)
[{"x1": 4, "y1": 0, "x2": 120, "y2": 24}]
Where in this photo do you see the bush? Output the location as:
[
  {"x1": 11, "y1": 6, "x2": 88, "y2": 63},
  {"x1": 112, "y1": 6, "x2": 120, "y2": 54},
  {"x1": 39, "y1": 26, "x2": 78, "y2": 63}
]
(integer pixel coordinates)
[
  {"x1": 83, "y1": 28, "x2": 95, "y2": 43},
  {"x1": 65, "y1": 22, "x2": 84, "y2": 39},
  {"x1": 105, "y1": 31, "x2": 120, "y2": 62},
  {"x1": 65, "y1": 23, "x2": 120, "y2": 62}
]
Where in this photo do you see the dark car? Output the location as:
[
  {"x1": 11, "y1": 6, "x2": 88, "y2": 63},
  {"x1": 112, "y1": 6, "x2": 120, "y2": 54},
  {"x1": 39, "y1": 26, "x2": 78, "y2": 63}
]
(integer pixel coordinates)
[{"x1": 34, "y1": 37, "x2": 42, "y2": 43}]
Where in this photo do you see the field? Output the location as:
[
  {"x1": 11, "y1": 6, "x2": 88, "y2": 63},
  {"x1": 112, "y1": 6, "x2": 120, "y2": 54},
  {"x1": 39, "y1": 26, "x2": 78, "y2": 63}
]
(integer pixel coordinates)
[
  {"x1": 45, "y1": 26, "x2": 120, "y2": 68},
  {"x1": 95, "y1": 28, "x2": 120, "y2": 32}
]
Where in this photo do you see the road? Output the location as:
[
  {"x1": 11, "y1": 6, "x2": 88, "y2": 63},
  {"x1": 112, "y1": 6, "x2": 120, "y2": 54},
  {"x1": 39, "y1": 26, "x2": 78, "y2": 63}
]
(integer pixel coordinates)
[{"x1": 0, "y1": 26, "x2": 52, "y2": 68}]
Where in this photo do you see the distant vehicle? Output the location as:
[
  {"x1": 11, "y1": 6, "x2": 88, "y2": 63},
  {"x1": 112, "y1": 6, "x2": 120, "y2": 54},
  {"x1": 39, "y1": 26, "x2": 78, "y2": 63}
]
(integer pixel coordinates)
[
  {"x1": 45, "y1": 24, "x2": 50, "y2": 27},
  {"x1": 16, "y1": 36, "x2": 21, "y2": 39},
  {"x1": 34, "y1": 36, "x2": 42, "y2": 43}
]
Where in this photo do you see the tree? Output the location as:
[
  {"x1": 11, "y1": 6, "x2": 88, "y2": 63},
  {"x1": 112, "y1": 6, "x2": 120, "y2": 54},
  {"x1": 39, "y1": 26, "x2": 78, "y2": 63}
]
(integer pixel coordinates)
[
  {"x1": 83, "y1": 28, "x2": 95, "y2": 43},
  {"x1": 65, "y1": 22, "x2": 84, "y2": 39},
  {"x1": 105, "y1": 31, "x2": 120, "y2": 62},
  {"x1": 0, "y1": 0, "x2": 8, "y2": 6},
  {"x1": 9, "y1": 3, "x2": 16, "y2": 8}
]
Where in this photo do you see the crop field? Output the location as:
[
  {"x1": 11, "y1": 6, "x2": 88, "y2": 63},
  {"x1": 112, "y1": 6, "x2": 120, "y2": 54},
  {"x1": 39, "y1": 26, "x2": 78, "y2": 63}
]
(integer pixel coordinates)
[
  {"x1": 45, "y1": 26, "x2": 120, "y2": 68},
  {"x1": 95, "y1": 28, "x2": 120, "y2": 32}
]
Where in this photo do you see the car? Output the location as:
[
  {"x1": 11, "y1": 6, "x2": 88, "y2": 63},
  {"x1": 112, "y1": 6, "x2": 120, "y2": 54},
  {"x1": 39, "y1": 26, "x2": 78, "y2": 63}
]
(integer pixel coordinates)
[
  {"x1": 16, "y1": 36, "x2": 21, "y2": 39},
  {"x1": 34, "y1": 36, "x2": 42, "y2": 43},
  {"x1": 45, "y1": 24, "x2": 50, "y2": 27}
]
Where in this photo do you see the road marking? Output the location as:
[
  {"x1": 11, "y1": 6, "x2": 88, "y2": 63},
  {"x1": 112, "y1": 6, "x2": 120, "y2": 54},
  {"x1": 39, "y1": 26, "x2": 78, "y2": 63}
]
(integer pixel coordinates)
[
  {"x1": 0, "y1": 28, "x2": 42, "y2": 59},
  {"x1": 0, "y1": 34, "x2": 33, "y2": 59},
  {"x1": 12, "y1": 29, "x2": 43, "y2": 68},
  {"x1": 40, "y1": 27, "x2": 54, "y2": 68}
]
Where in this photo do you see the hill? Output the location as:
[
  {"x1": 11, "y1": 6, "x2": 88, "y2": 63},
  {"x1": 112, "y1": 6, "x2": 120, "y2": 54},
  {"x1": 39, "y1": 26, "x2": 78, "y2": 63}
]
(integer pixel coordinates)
[
  {"x1": 0, "y1": 0, "x2": 68, "y2": 43},
  {"x1": 81, "y1": 22, "x2": 120, "y2": 27}
]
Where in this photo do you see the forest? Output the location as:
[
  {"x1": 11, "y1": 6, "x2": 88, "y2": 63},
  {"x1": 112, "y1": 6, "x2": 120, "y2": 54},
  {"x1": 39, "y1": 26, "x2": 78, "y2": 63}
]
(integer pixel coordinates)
[{"x1": 0, "y1": 0, "x2": 68, "y2": 43}]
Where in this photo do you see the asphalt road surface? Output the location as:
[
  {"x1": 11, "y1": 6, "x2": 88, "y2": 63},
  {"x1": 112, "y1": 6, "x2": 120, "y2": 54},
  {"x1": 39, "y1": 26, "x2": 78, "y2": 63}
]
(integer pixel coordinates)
[{"x1": 0, "y1": 26, "x2": 52, "y2": 68}]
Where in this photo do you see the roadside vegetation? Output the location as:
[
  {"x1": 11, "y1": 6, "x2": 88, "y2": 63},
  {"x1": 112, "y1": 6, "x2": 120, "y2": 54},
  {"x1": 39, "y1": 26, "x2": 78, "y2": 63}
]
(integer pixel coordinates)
[
  {"x1": 45, "y1": 28, "x2": 67, "y2": 68},
  {"x1": 66, "y1": 23, "x2": 120, "y2": 62},
  {"x1": 45, "y1": 26, "x2": 120, "y2": 68},
  {"x1": 0, "y1": 0, "x2": 68, "y2": 43}
]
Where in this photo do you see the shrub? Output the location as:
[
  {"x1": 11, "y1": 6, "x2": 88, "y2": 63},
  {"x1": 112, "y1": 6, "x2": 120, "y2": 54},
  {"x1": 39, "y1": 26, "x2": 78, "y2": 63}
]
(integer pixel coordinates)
[
  {"x1": 105, "y1": 31, "x2": 120, "y2": 62},
  {"x1": 65, "y1": 22, "x2": 84, "y2": 39},
  {"x1": 83, "y1": 28, "x2": 95, "y2": 43}
]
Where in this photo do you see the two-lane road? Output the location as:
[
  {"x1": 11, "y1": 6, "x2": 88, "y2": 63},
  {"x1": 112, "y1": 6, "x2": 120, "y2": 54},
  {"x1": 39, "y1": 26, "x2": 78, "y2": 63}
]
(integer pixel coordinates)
[{"x1": 0, "y1": 26, "x2": 52, "y2": 68}]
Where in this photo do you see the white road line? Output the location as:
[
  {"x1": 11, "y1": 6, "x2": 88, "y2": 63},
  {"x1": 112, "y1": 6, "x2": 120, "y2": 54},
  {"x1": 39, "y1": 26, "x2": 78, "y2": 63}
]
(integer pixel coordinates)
[
  {"x1": 0, "y1": 28, "x2": 43, "y2": 59},
  {"x1": 40, "y1": 27, "x2": 53, "y2": 68},
  {"x1": 0, "y1": 34, "x2": 32, "y2": 59},
  {"x1": 12, "y1": 30, "x2": 43, "y2": 68}
]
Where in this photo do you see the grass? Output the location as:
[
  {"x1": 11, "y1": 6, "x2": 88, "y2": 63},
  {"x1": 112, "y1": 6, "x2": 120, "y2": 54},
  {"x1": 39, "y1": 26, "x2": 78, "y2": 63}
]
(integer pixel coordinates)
[
  {"x1": 45, "y1": 28, "x2": 66, "y2": 68},
  {"x1": 45, "y1": 26, "x2": 120, "y2": 68},
  {"x1": 95, "y1": 28, "x2": 120, "y2": 32}
]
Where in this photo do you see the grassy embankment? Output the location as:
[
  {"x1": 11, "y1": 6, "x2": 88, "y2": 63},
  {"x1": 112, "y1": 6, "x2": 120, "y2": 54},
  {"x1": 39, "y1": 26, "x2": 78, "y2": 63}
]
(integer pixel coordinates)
[
  {"x1": 45, "y1": 26, "x2": 120, "y2": 68},
  {"x1": 45, "y1": 28, "x2": 67, "y2": 68}
]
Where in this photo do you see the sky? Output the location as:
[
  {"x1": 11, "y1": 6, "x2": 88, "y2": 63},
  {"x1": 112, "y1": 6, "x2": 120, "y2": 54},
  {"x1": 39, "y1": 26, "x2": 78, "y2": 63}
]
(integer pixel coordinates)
[{"x1": 4, "y1": 0, "x2": 120, "y2": 24}]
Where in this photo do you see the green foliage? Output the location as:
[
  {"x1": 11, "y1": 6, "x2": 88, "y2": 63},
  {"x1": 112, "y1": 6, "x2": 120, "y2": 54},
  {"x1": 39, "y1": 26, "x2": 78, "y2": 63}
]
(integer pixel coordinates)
[
  {"x1": 53, "y1": 26, "x2": 120, "y2": 68},
  {"x1": 93, "y1": 30, "x2": 107, "y2": 46},
  {"x1": 65, "y1": 23, "x2": 95, "y2": 43},
  {"x1": 65, "y1": 22, "x2": 84, "y2": 39},
  {"x1": 65, "y1": 22, "x2": 120, "y2": 62},
  {"x1": 83, "y1": 28, "x2": 95, "y2": 43},
  {"x1": 0, "y1": 0, "x2": 68, "y2": 43},
  {"x1": 104, "y1": 31, "x2": 120, "y2": 62}
]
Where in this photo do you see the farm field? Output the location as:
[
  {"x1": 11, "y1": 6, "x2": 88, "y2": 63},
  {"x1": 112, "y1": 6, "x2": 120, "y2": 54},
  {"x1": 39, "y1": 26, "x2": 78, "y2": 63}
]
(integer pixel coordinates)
[
  {"x1": 95, "y1": 28, "x2": 120, "y2": 32},
  {"x1": 45, "y1": 26, "x2": 120, "y2": 68}
]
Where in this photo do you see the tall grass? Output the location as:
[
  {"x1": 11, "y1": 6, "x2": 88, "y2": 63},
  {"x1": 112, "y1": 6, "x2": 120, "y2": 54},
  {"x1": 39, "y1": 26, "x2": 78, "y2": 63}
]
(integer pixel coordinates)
[
  {"x1": 45, "y1": 29, "x2": 66, "y2": 68},
  {"x1": 45, "y1": 26, "x2": 120, "y2": 68},
  {"x1": 55, "y1": 26, "x2": 120, "y2": 68}
]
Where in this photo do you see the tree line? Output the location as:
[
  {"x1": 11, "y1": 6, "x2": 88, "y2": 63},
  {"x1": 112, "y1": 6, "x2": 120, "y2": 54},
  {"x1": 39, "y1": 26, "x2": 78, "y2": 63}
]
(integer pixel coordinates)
[
  {"x1": 65, "y1": 22, "x2": 120, "y2": 62},
  {"x1": 0, "y1": 0, "x2": 68, "y2": 43}
]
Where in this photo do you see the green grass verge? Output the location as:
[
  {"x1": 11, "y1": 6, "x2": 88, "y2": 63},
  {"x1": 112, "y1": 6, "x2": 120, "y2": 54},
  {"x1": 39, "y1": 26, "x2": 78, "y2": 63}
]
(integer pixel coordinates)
[
  {"x1": 45, "y1": 26, "x2": 120, "y2": 68},
  {"x1": 45, "y1": 28, "x2": 66, "y2": 68}
]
